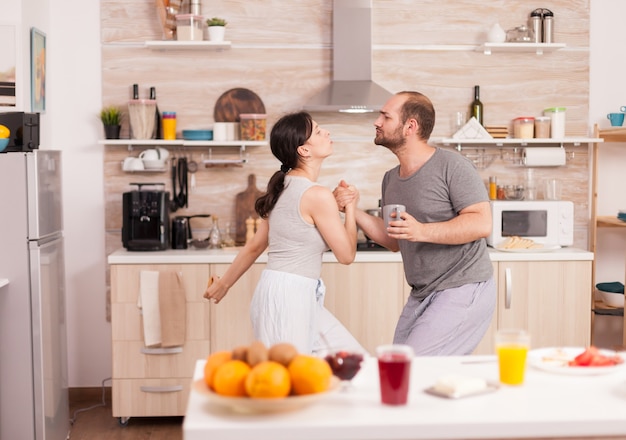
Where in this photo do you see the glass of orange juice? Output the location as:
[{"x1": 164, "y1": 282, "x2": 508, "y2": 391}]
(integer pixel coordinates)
[{"x1": 495, "y1": 329, "x2": 530, "y2": 386}]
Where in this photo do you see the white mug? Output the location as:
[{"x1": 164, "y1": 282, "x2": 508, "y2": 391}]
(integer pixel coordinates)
[
  {"x1": 122, "y1": 157, "x2": 144, "y2": 171},
  {"x1": 156, "y1": 147, "x2": 169, "y2": 160},
  {"x1": 139, "y1": 149, "x2": 160, "y2": 161},
  {"x1": 383, "y1": 204, "x2": 406, "y2": 228}
]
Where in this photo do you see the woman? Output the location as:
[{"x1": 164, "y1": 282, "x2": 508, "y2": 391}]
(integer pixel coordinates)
[{"x1": 204, "y1": 111, "x2": 365, "y2": 355}]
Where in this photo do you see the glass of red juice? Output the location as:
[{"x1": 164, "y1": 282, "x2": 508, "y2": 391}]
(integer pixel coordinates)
[{"x1": 376, "y1": 344, "x2": 413, "y2": 405}]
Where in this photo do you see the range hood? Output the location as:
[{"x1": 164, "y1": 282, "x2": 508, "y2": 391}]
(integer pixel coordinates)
[{"x1": 303, "y1": 0, "x2": 392, "y2": 113}]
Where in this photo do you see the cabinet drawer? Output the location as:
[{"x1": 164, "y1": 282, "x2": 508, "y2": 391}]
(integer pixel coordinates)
[
  {"x1": 112, "y1": 378, "x2": 190, "y2": 417},
  {"x1": 112, "y1": 340, "x2": 209, "y2": 378},
  {"x1": 111, "y1": 301, "x2": 210, "y2": 342}
]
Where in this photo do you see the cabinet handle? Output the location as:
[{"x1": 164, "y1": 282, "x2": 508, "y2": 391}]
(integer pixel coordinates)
[
  {"x1": 140, "y1": 385, "x2": 183, "y2": 393},
  {"x1": 505, "y1": 267, "x2": 512, "y2": 309},
  {"x1": 140, "y1": 347, "x2": 183, "y2": 355}
]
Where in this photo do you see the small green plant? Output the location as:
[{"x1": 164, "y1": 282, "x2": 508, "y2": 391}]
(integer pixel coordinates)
[
  {"x1": 100, "y1": 106, "x2": 122, "y2": 126},
  {"x1": 206, "y1": 17, "x2": 227, "y2": 27}
]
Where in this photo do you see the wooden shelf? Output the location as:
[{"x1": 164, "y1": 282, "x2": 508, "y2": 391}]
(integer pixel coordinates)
[
  {"x1": 144, "y1": 40, "x2": 231, "y2": 50},
  {"x1": 477, "y1": 42, "x2": 566, "y2": 55},
  {"x1": 598, "y1": 127, "x2": 626, "y2": 143},
  {"x1": 597, "y1": 216, "x2": 626, "y2": 228}
]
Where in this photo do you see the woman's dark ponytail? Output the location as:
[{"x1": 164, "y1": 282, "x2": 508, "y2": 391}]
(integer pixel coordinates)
[{"x1": 255, "y1": 111, "x2": 313, "y2": 218}]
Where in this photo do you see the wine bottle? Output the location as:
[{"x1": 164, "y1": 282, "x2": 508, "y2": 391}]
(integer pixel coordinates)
[
  {"x1": 470, "y1": 85, "x2": 483, "y2": 126},
  {"x1": 150, "y1": 86, "x2": 162, "y2": 139}
]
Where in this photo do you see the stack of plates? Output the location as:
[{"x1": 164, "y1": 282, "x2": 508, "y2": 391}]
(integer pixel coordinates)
[{"x1": 485, "y1": 125, "x2": 509, "y2": 139}]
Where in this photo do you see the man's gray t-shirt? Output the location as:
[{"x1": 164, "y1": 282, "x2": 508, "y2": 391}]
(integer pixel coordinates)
[{"x1": 382, "y1": 147, "x2": 493, "y2": 300}]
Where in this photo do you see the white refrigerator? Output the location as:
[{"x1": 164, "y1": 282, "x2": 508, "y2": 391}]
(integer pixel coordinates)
[{"x1": 0, "y1": 150, "x2": 70, "y2": 440}]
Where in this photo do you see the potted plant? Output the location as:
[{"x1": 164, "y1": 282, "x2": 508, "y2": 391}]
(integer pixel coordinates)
[
  {"x1": 206, "y1": 17, "x2": 227, "y2": 42},
  {"x1": 100, "y1": 105, "x2": 123, "y2": 139}
]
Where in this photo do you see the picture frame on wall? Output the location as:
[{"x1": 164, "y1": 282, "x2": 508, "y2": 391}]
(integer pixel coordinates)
[
  {"x1": 0, "y1": 23, "x2": 18, "y2": 109},
  {"x1": 30, "y1": 27, "x2": 46, "y2": 113}
]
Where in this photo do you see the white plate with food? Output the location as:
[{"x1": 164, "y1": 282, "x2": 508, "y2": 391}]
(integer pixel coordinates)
[
  {"x1": 527, "y1": 347, "x2": 626, "y2": 376},
  {"x1": 496, "y1": 244, "x2": 561, "y2": 253},
  {"x1": 192, "y1": 377, "x2": 340, "y2": 414}
]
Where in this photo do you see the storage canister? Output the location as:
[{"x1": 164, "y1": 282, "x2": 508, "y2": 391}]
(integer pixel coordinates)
[
  {"x1": 176, "y1": 14, "x2": 203, "y2": 41},
  {"x1": 513, "y1": 117, "x2": 535, "y2": 139},
  {"x1": 239, "y1": 113, "x2": 267, "y2": 140},
  {"x1": 544, "y1": 107, "x2": 566, "y2": 139},
  {"x1": 534, "y1": 116, "x2": 551, "y2": 138}
]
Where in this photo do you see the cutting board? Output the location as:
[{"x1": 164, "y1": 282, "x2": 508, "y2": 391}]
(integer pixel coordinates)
[
  {"x1": 235, "y1": 174, "x2": 264, "y2": 245},
  {"x1": 214, "y1": 88, "x2": 266, "y2": 123}
]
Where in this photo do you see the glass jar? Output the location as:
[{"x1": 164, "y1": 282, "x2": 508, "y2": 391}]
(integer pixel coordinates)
[{"x1": 513, "y1": 117, "x2": 535, "y2": 139}]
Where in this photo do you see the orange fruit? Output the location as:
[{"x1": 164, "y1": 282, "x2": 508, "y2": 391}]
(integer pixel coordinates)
[
  {"x1": 212, "y1": 360, "x2": 252, "y2": 397},
  {"x1": 245, "y1": 361, "x2": 291, "y2": 398},
  {"x1": 287, "y1": 354, "x2": 332, "y2": 395},
  {"x1": 203, "y1": 351, "x2": 232, "y2": 390}
]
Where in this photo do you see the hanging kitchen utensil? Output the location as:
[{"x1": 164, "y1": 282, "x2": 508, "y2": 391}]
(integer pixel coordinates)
[
  {"x1": 213, "y1": 88, "x2": 266, "y2": 123},
  {"x1": 170, "y1": 156, "x2": 179, "y2": 212},
  {"x1": 170, "y1": 156, "x2": 188, "y2": 211},
  {"x1": 187, "y1": 152, "x2": 198, "y2": 191}
]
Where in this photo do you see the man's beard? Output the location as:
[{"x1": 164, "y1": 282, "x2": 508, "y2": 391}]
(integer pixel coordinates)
[{"x1": 375, "y1": 125, "x2": 405, "y2": 151}]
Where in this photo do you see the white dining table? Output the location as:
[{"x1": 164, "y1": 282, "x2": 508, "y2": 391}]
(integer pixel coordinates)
[{"x1": 182, "y1": 353, "x2": 626, "y2": 440}]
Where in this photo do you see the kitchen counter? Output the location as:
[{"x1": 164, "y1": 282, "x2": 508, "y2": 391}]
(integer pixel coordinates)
[
  {"x1": 107, "y1": 246, "x2": 593, "y2": 265},
  {"x1": 183, "y1": 355, "x2": 626, "y2": 440}
]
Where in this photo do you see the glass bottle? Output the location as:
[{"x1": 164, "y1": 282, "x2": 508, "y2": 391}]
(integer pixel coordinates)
[
  {"x1": 221, "y1": 221, "x2": 235, "y2": 248},
  {"x1": 209, "y1": 217, "x2": 222, "y2": 249},
  {"x1": 470, "y1": 85, "x2": 483, "y2": 126}
]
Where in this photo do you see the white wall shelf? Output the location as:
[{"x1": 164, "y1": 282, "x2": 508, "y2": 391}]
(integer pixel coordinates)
[
  {"x1": 99, "y1": 139, "x2": 267, "y2": 150},
  {"x1": 477, "y1": 42, "x2": 566, "y2": 55},
  {"x1": 0, "y1": 279, "x2": 8, "y2": 289},
  {"x1": 144, "y1": 40, "x2": 231, "y2": 50},
  {"x1": 433, "y1": 137, "x2": 601, "y2": 150}
]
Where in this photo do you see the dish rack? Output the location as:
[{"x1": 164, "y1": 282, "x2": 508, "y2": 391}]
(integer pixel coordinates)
[{"x1": 201, "y1": 147, "x2": 249, "y2": 167}]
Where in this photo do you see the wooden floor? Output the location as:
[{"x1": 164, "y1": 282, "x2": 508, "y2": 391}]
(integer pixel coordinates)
[{"x1": 68, "y1": 387, "x2": 182, "y2": 440}]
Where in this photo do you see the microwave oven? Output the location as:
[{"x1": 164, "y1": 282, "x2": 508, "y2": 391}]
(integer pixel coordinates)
[{"x1": 487, "y1": 200, "x2": 574, "y2": 248}]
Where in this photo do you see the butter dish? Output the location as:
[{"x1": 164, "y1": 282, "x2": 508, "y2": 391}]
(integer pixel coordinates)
[{"x1": 424, "y1": 374, "x2": 498, "y2": 399}]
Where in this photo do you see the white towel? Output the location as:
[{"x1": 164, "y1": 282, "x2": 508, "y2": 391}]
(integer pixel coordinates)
[{"x1": 138, "y1": 270, "x2": 161, "y2": 347}]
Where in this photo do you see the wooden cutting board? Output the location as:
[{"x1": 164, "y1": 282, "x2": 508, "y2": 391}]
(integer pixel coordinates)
[
  {"x1": 235, "y1": 174, "x2": 264, "y2": 245},
  {"x1": 214, "y1": 88, "x2": 266, "y2": 123}
]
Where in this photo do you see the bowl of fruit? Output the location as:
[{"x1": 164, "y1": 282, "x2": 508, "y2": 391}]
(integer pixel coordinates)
[{"x1": 194, "y1": 341, "x2": 340, "y2": 414}]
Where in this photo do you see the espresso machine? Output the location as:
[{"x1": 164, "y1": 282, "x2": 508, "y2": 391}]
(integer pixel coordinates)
[{"x1": 122, "y1": 183, "x2": 170, "y2": 251}]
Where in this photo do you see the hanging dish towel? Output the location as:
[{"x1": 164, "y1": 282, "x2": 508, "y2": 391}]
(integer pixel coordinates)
[
  {"x1": 138, "y1": 270, "x2": 162, "y2": 348},
  {"x1": 159, "y1": 271, "x2": 186, "y2": 347}
]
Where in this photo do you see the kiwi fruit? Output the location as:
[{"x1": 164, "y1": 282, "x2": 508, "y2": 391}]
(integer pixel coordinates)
[
  {"x1": 268, "y1": 342, "x2": 298, "y2": 367},
  {"x1": 231, "y1": 345, "x2": 249, "y2": 361},
  {"x1": 246, "y1": 340, "x2": 269, "y2": 367}
]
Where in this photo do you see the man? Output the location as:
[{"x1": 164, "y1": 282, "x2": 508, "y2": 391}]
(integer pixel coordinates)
[{"x1": 334, "y1": 91, "x2": 496, "y2": 355}]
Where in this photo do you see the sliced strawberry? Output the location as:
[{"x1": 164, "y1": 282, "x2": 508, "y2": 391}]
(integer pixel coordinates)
[{"x1": 571, "y1": 346, "x2": 599, "y2": 366}]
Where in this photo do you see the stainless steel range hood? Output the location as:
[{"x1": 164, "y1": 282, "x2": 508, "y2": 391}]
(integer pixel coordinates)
[{"x1": 303, "y1": 0, "x2": 392, "y2": 113}]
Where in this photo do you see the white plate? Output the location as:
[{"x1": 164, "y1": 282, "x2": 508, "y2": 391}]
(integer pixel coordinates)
[
  {"x1": 192, "y1": 377, "x2": 340, "y2": 414},
  {"x1": 528, "y1": 347, "x2": 626, "y2": 376},
  {"x1": 496, "y1": 244, "x2": 561, "y2": 253}
]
